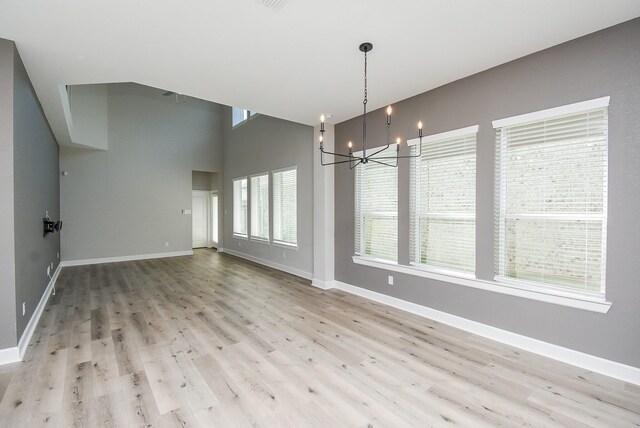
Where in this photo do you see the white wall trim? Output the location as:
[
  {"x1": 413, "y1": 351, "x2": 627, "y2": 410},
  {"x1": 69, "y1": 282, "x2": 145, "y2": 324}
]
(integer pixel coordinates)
[
  {"x1": 220, "y1": 248, "x2": 312, "y2": 280},
  {"x1": 0, "y1": 346, "x2": 20, "y2": 366},
  {"x1": 60, "y1": 250, "x2": 193, "y2": 267},
  {"x1": 311, "y1": 278, "x2": 332, "y2": 290},
  {"x1": 326, "y1": 280, "x2": 639, "y2": 385},
  {"x1": 352, "y1": 256, "x2": 611, "y2": 313},
  {"x1": 492, "y1": 96, "x2": 610, "y2": 128},
  {"x1": 0, "y1": 264, "x2": 63, "y2": 366},
  {"x1": 407, "y1": 124, "x2": 479, "y2": 146},
  {"x1": 17, "y1": 264, "x2": 62, "y2": 359}
]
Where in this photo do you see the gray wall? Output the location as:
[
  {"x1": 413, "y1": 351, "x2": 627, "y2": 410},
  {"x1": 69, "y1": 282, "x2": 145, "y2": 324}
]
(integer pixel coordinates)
[
  {"x1": 13, "y1": 47, "x2": 61, "y2": 340},
  {"x1": 334, "y1": 19, "x2": 640, "y2": 367},
  {"x1": 192, "y1": 170, "x2": 217, "y2": 191},
  {"x1": 60, "y1": 83, "x2": 223, "y2": 261},
  {"x1": 222, "y1": 110, "x2": 314, "y2": 277},
  {"x1": 0, "y1": 39, "x2": 60, "y2": 349},
  {"x1": 0, "y1": 40, "x2": 17, "y2": 349}
]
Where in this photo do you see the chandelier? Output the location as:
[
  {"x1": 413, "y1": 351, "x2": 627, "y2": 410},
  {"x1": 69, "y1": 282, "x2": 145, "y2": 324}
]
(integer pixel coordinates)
[{"x1": 319, "y1": 42, "x2": 423, "y2": 168}]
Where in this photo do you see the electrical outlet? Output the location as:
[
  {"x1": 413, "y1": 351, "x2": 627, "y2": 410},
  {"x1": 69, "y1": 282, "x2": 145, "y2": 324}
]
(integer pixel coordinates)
[
  {"x1": 165, "y1": 242, "x2": 169, "y2": 247},
  {"x1": 50, "y1": 262, "x2": 54, "y2": 270},
  {"x1": 46, "y1": 266, "x2": 50, "y2": 276},
  {"x1": 57, "y1": 252, "x2": 60, "y2": 259},
  {"x1": 238, "y1": 241, "x2": 242, "y2": 247},
  {"x1": 22, "y1": 302, "x2": 25, "y2": 316},
  {"x1": 283, "y1": 252, "x2": 286, "y2": 259},
  {"x1": 388, "y1": 275, "x2": 394, "y2": 286},
  {"x1": 45, "y1": 210, "x2": 49, "y2": 218}
]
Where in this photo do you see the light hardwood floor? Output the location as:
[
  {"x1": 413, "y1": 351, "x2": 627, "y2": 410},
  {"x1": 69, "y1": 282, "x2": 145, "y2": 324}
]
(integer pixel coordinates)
[{"x1": 0, "y1": 249, "x2": 638, "y2": 427}]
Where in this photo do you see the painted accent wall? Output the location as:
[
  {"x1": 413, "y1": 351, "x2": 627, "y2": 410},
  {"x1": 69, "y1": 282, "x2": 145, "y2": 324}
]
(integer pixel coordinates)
[
  {"x1": 222, "y1": 110, "x2": 314, "y2": 277},
  {"x1": 60, "y1": 83, "x2": 223, "y2": 261},
  {"x1": 334, "y1": 19, "x2": 640, "y2": 367},
  {"x1": 0, "y1": 39, "x2": 60, "y2": 348}
]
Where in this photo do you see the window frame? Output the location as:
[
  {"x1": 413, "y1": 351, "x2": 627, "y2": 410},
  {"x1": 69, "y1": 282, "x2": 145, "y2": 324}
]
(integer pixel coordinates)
[
  {"x1": 249, "y1": 172, "x2": 270, "y2": 242},
  {"x1": 232, "y1": 177, "x2": 248, "y2": 239},
  {"x1": 408, "y1": 125, "x2": 478, "y2": 277},
  {"x1": 492, "y1": 96, "x2": 609, "y2": 299},
  {"x1": 232, "y1": 107, "x2": 259, "y2": 128},
  {"x1": 272, "y1": 166, "x2": 298, "y2": 248},
  {"x1": 353, "y1": 146, "x2": 399, "y2": 263}
]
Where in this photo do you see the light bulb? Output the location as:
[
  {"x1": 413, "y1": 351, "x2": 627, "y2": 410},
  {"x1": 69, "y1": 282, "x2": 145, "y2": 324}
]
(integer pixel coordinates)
[
  {"x1": 319, "y1": 135, "x2": 323, "y2": 143},
  {"x1": 418, "y1": 121, "x2": 423, "y2": 130},
  {"x1": 386, "y1": 106, "x2": 392, "y2": 116},
  {"x1": 396, "y1": 137, "x2": 401, "y2": 145},
  {"x1": 320, "y1": 114, "x2": 325, "y2": 123},
  {"x1": 348, "y1": 141, "x2": 353, "y2": 149}
]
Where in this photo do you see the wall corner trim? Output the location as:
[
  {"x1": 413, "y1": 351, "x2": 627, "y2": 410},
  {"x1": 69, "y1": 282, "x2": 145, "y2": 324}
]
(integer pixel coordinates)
[
  {"x1": 311, "y1": 278, "x2": 333, "y2": 290},
  {"x1": 220, "y1": 248, "x2": 312, "y2": 280},
  {"x1": 60, "y1": 250, "x2": 194, "y2": 267},
  {"x1": 327, "y1": 280, "x2": 640, "y2": 385}
]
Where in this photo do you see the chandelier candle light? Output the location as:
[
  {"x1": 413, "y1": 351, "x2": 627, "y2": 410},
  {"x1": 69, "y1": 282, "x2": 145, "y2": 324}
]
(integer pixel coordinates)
[{"x1": 319, "y1": 42, "x2": 423, "y2": 168}]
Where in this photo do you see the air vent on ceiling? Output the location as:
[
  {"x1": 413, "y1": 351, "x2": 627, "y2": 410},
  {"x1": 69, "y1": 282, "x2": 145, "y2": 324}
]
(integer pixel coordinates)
[{"x1": 254, "y1": 0, "x2": 288, "y2": 10}]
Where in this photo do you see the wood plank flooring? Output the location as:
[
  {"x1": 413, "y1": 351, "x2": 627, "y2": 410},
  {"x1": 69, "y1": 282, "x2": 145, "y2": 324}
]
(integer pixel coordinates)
[{"x1": 0, "y1": 249, "x2": 638, "y2": 427}]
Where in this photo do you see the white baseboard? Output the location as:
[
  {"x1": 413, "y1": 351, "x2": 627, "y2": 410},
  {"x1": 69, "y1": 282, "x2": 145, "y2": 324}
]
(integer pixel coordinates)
[
  {"x1": 221, "y1": 248, "x2": 312, "y2": 280},
  {"x1": 60, "y1": 250, "x2": 193, "y2": 267},
  {"x1": 311, "y1": 278, "x2": 333, "y2": 290},
  {"x1": 329, "y1": 280, "x2": 640, "y2": 386},
  {"x1": 17, "y1": 264, "x2": 62, "y2": 359},
  {"x1": 0, "y1": 264, "x2": 62, "y2": 366},
  {"x1": 0, "y1": 346, "x2": 19, "y2": 365}
]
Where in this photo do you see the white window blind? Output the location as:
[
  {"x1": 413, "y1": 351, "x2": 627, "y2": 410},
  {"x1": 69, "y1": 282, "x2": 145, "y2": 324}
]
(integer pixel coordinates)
[
  {"x1": 233, "y1": 178, "x2": 248, "y2": 236},
  {"x1": 250, "y1": 173, "x2": 269, "y2": 240},
  {"x1": 494, "y1": 100, "x2": 608, "y2": 295},
  {"x1": 409, "y1": 127, "x2": 477, "y2": 273},
  {"x1": 354, "y1": 155, "x2": 397, "y2": 262},
  {"x1": 273, "y1": 168, "x2": 297, "y2": 245}
]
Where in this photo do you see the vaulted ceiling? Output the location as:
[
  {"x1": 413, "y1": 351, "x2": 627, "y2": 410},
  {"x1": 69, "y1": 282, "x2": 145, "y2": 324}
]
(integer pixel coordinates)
[{"x1": 1, "y1": 0, "x2": 639, "y2": 146}]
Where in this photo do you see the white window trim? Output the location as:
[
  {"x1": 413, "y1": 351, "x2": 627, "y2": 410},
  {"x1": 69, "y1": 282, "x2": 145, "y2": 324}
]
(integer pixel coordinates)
[
  {"x1": 249, "y1": 172, "x2": 270, "y2": 241},
  {"x1": 493, "y1": 98, "x2": 608, "y2": 299},
  {"x1": 273, "y1": 240, "x2": 298, "y2": 250},
  {"x1": 249, "y1": 236, "x2": 270, "y2": 245},
  {"x1": 232, "y1": 107, "x2": 260, "y2": 128},
  {"x1": 352, "y1": 256, "x2": 611, "y2": 313},
  {"x1": 272, "y1": 165, "x2": 298, "y2": 247},
  {"x1": 492, "y1": 96, "x2": 610, "y2": 128},
  {"x1": 409, "y1": 125, "x2": 478, "y2": 275},
  {"x1": 354, "y1": 151, "x2": 398, "y2": 261},
  {"x1": 407, "y1": 124, "x2": 479, "y2": 146},
  {"x1": 232, "y1": 176, "x2": 248, "y2": 239}
]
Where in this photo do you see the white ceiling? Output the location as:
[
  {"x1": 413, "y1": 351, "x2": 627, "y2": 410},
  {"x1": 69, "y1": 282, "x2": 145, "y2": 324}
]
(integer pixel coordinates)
[{"x1": 1, "y1": 0, "x2": 639, "y2": 146}]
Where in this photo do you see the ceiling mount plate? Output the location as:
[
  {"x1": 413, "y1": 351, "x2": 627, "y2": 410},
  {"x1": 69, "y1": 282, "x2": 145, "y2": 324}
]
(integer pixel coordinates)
[{"x1": 359, "y1": 42, "x2": 373, "y2": 53}]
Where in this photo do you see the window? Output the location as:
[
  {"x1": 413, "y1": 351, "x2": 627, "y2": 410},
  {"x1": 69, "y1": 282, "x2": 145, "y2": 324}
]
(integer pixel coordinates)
[
  {"x1": 494, "y1": 97, "x2": 609, "y2": 296},
  {"x1": 232, "y1": 107, "x2": 258, "y2": 127},
  {"x1": 354, "y1": 153, "x2": 398, "y2": 262},
  {"x1": 410, "y1": 126, "x2": 477, "y2": 274},
  {"x1": 273, "y1": 167, "x2": 297, "y2": 246},
  {"x1": 250, "y1": 173, "x2": 269, "y2": 241},
  {"x1": 232, "y1": 177, "x2": 248, "y2": 237}
]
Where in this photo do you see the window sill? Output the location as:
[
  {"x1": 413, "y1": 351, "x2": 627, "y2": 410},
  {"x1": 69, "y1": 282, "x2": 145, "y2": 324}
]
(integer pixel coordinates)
[
  {"x1": 273, "y1": 240, "x2": 298, "y2": 250},
  {"x1": 250, "y1": 236, "x2": 270, "y2": 245},
  {"x1": 233, "y1": 234, "x2": 248, "y2": 240},
  {"x1": 351, "y1": 256, "x2": 611, "y2": 313}
]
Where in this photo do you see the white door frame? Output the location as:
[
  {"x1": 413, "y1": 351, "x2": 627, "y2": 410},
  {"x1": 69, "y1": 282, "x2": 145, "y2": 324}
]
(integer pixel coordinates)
[
  {"x1": 192, "y1": 190, "x2": 211, "y2": 248},
  {"x1": 210, "y1": 190, "x2": 219, "y2": 248}
]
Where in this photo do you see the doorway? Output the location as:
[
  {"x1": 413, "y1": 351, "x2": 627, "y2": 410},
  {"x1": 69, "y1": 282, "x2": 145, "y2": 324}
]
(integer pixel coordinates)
[
  {"x1": 211, "y1": 192, "x2": 219, "y2": 247},
  {"x1": 192, "y1": 190, "x2": 209, "y2": 248}
]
